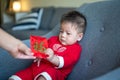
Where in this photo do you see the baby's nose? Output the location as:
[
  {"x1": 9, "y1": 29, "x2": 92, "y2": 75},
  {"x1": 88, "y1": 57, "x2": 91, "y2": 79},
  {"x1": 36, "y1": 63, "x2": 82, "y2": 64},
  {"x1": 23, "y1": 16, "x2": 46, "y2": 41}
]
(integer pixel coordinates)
[{"x1": 61, "y1": 32, "x2": 66, "y2": 37}]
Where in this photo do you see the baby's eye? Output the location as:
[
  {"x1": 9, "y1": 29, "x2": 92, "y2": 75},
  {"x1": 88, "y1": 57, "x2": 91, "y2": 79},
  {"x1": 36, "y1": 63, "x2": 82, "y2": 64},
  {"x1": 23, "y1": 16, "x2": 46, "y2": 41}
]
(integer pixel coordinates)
[
  {"x1": 67, "y1": 32, "x2": 71, "y2": 35},
  {"x1": 60, "y1": 30, "x2": 63, "y2": 33}
]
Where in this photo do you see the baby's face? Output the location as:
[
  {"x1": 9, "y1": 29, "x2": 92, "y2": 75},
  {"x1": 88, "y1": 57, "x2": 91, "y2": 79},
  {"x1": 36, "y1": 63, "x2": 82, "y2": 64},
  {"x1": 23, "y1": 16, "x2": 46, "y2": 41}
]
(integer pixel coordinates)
[{"x1": 59, "y1": 22, "x2": 83, "y2": 45}]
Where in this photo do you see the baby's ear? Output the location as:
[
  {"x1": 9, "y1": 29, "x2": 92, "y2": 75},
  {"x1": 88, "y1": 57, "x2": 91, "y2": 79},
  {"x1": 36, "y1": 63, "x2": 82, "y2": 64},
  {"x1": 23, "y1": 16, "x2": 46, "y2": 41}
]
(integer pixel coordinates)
[{"x1": 77, "y1": 33, "x2": 83, "y2": 41}]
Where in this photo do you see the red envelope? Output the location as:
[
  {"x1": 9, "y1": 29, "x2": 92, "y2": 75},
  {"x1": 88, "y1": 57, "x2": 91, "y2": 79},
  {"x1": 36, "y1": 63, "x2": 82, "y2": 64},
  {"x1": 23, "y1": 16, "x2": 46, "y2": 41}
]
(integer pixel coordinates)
[{"x1": 30, "y1": 35, "x2": 49, "y2": 58}]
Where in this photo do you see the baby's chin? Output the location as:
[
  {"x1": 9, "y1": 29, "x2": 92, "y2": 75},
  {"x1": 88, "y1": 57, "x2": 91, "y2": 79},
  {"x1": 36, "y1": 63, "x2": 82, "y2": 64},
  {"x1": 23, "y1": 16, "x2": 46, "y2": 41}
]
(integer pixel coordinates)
[
  {"x1": 60, "y1": 41, "x2": 67, "y2": 45},
  {"x1": 60, "y1": 40, "x2": 76, "y2": 46},
  {"x1": 59, "y1": 39, "x2": 71, "y2": 45},
  {"x1": 61, "y1": 42, "x2": 66, "y2": 45},
  {"x1": 60, "y1": 41, "x2": 73, "y2": 46}
]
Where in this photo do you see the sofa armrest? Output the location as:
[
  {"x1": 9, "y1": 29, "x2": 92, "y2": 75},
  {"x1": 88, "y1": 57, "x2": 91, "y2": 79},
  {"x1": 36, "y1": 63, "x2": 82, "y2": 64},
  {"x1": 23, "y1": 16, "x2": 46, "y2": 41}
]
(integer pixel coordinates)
[{"x1": 93, "y1": 67, "x2": 120, "y2": 80}]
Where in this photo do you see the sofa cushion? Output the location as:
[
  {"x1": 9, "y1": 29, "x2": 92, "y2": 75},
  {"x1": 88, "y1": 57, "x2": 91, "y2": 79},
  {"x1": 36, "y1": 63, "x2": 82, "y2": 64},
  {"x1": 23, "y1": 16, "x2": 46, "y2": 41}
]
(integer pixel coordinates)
[{"x1": 12, "y1": 8, "x2": 43, "y2": 31}]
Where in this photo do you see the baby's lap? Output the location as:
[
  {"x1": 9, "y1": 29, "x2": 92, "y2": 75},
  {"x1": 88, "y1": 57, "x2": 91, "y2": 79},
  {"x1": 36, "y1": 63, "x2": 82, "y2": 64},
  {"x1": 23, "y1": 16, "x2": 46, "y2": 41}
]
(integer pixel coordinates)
[
  {"x1": 14, "y1": 61, "x2": 64, "y2": 80},
  {"x1": 32, "y1": 62, "x2": 63, "y2": 77},
  {"x1": 19, "y1": 62, "x2": 60, "y2": 75},
  {"x1": 32, "y1": 62, "x2": 60, "y2": 73}
]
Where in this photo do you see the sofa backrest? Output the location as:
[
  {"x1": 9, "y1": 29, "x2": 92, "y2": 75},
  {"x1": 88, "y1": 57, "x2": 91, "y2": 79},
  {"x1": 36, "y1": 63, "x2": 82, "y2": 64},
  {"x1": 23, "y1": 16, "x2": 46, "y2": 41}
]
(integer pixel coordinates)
[
  {"x1": 67, "y1": 0, "x2": 120, "y2": 80},
  {"x1": 34, "y1": 7, "x2": 75, "y2": 30},
  {"x1": 39, "y1": 7, "x2": 55, "y2": 30},
  {"x1": 49, "y1": 7, "x2": 75, "y2": 30}
]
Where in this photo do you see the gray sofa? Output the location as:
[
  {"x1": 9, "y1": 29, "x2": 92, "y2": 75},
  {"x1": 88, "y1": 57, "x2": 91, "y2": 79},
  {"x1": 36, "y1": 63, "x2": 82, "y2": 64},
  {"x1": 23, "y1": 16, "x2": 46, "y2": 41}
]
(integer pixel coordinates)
[{"x1": 0, "y1": 0, "x2": 120, "y2": 80}]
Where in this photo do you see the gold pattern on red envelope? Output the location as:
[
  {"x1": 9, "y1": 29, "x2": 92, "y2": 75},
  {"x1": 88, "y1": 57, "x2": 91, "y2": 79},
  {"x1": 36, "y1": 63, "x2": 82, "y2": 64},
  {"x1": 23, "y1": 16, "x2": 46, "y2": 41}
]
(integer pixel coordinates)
[
  {"x1": 33, "y1": 41, "x2": 46, "y2": 52},
  {"x1": 30, "y1": 35, "x2": 49, "y2": 58}
]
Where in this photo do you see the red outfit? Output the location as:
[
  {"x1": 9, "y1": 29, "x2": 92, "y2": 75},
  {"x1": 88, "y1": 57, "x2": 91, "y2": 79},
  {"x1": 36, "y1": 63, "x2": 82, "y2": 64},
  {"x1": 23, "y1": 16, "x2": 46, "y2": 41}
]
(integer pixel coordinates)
[{"x1": 14, "y1": 36, "x2": 82, "y2": 80}]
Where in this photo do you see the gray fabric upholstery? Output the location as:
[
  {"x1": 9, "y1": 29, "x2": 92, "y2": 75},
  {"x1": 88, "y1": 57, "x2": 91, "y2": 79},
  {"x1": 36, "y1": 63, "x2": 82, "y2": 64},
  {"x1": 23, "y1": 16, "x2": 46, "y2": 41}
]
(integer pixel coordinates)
[
  {"x1": 67, "y1": 0, "x2": 120, "y2": 80},
  {"x1": 40, "y1": 7, "x2": 55, "y2": 30},
  {"x1": 49, "y1": 8, "x2": 75, "y2": 30},
  {"x1": 93, "y1": 67, "x2": 120, "y2": 80},
  {"x1": 0, "y1": 0, "x2": 120, "y2": 80}
]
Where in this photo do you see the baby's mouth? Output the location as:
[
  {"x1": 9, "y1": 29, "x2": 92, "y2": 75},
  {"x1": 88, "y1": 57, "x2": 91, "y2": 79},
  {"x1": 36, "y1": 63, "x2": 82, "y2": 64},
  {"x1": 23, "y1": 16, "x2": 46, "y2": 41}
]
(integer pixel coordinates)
[{"x1": 61, "y1": 39, "x2": 65, "y2": 42}]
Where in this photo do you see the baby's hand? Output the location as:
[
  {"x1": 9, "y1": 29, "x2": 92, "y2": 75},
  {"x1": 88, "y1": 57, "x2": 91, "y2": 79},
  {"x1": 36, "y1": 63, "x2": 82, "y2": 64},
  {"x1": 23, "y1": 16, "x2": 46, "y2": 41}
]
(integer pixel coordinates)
[
  {"x1": 34, "y1": 58, "x2": 41, "y2": 67},
  {"x1": 45, "y1": 48, "x2": 54, "y2": 61}
]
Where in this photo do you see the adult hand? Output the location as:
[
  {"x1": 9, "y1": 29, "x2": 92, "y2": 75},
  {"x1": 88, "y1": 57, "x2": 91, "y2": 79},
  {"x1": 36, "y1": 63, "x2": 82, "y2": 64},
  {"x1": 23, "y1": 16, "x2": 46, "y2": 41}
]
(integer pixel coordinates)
[
  {"x1": 0, "y1": 28, "x2": 35, "y2": 59},
  {"x1": 9, "y1": 40, "x2": 36, "y2": 59}
]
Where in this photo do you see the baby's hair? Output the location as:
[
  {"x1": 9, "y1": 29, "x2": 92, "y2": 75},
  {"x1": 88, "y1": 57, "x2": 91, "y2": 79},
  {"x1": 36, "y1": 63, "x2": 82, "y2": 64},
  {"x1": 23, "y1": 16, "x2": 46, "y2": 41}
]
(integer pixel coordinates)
[{"x1": 60, "y1": 10, "x2": 87, "y2": 34}]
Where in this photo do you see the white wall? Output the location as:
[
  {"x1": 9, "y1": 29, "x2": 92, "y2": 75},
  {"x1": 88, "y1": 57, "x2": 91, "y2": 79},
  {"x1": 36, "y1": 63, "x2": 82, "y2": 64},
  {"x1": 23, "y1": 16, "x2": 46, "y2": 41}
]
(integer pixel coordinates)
[{"x1": 29, "y1": 0, "x2": 104, "y2": 8}]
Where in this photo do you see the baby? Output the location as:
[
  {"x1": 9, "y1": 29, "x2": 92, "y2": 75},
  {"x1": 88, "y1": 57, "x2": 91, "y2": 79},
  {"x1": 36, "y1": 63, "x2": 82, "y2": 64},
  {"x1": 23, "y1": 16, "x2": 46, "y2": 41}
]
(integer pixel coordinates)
[{"x1": 9, "y1": 10, "x2": 86, "y2": 80}]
